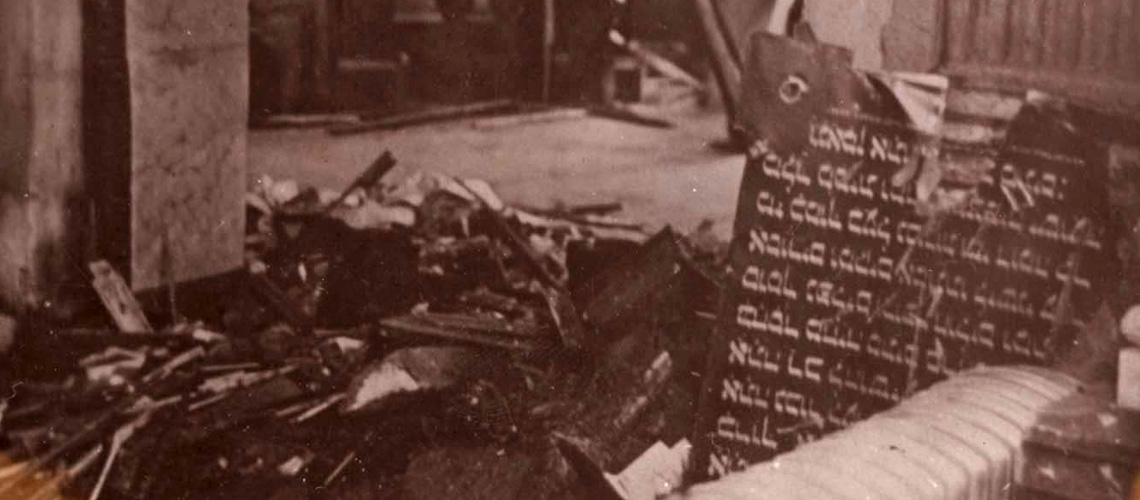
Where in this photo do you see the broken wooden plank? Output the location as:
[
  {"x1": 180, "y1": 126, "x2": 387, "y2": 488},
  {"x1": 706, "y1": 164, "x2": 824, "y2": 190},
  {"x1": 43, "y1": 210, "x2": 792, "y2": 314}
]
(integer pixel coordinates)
[
  {"x1": 471, "y1": 108, "x2": 588, "y2": 130},
  {"x1": 1119, "y1": 347, "x2": 1140, "y2": 411},
  {"x1": 247, "y1": 271, "x2": 315, "y2": 335},
  {"x1": 567, "y1": 202, "x2": 624, "y2": 217},
  {"x1": 587, "y1": 106, "x2": 673, "y2": 129},
  {"x1": 89, "y1": 412, "x2": 151, "y2": 500},
  {"x1": 178, "y1": 376, "x2": 307, "y2": 445},
  {"x1": 1021, "y1": 391, "x2": 1140, "y2": 500},
  {"x1": 24, "y1": 444, "x2": 102, "y2": 500},
  {"x1": 543, "y1": 287, "x2": 589, "y2": 351},
  {"x1": 574, "y1": 228, "x2": 689, "y2": 335},
  {"x1": 481, "y1": 209, "x2": 562, "y2": 289},
  {"x1": 397, "y1": 312, "x2": 538, "y2": 338},
  {"x1": 322, "y1": 151, "x2": 398, "y2": 213},
  {"x1": 610, "y1": 32, "x2": 705, "y2": 92},
  {"x1": 253, "y1": 113, "x2": 361, "y2": 130},
  {"x1": 452, "y1": 179, "x2": 585, "y2": 359},
  {"x1": 552, "y1": 350, "x2": 677, "y2": 474},
  {"x1": 555, "y1": 435, "x2": 626, "y2": 500},
  {"x1": 89, "y1": 261, "x2": 153, "y2": 334},
  {"x1": 328, "y1": 100, "x2": 517, "y2": 136},
  {"x1": 380, "y1": 314, "x2": 547, "y2": 352},
  {"x1": 0, "y1": 346, "x2": 202, "y2": 496}
]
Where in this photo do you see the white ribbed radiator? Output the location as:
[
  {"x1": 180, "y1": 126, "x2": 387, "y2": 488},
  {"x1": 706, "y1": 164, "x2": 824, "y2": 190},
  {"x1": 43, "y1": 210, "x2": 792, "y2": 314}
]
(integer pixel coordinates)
[{"x1": 680, "y1": 366, "x2": 1081, "y2": 500}]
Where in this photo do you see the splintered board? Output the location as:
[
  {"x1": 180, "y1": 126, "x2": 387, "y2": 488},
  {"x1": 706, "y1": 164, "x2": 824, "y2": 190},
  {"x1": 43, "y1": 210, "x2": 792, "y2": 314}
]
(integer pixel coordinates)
[{"x1": 691, "y1": 32, "x2": 1116, "y2": 479}]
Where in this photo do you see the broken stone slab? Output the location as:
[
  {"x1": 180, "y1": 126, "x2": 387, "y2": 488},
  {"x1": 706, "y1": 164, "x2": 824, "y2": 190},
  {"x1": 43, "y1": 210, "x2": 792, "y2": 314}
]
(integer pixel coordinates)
[{"x1": 604, "y1": 439, "x2": 691, "y2": 500}]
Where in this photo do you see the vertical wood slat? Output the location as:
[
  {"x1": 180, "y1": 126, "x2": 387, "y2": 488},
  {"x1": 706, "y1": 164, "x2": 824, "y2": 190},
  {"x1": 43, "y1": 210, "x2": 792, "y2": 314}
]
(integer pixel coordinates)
[
  {"x1": 1007, "y1": 0, "x2": 1026, "y2": 64},
  {"x1": 1008, "y1": 0, "x2": 1047, "y2": 66},
  {"x1": 1100, "y1": 0, "x2": 1122, "y2": 73},
  {"x1": 944, "y1": 0, "x2": 1138, "y2": 75},
  {"x1": 1119, "y1": 0, "x2": 1139, "y2": 76},
  {"x1": 936, "y1": 0, "x2": 1140, "y2": 112},
  {"x1": 1054, "y1": 0, "x2": 1082, "y2": 69},
  {"x1": 1077, "y1": 0, "x2": 1098, "y2": 72},
  {"x1": 946, "y1": 0, "x2": 976, "y2": 63},
  {"x1": 977, "y1": 0, "x2": 1011, "y2": 63},
  {"x1": 1039, "y1": 0, "x2": 1060, "y2": 68},
  {"x1": 1021, "y1": 0, "x2": 1044, "y2": 66}
]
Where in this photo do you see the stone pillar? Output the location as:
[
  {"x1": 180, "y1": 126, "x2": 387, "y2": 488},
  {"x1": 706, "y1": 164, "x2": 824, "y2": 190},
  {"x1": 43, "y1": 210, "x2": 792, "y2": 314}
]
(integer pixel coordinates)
[
  {"x1": 0, "y1": 0, "x2": 85, "y2": 313},
  {"x1": 123, "y1": 0, "x2": 248, "y2": 291},
  {"x1": 88, "y1": 0, "x2": 249, "y2": 293}
]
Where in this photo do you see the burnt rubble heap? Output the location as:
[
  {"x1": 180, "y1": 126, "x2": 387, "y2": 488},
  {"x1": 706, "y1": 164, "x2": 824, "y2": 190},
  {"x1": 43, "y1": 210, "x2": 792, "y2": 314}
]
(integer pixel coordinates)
[{"x1": 0, "y1": 151, "x2": 723, "y2": 500}]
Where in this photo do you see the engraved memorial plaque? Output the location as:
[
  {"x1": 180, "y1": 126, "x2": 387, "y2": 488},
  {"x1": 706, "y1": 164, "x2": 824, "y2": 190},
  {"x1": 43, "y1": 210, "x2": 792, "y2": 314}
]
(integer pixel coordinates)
[{"x1": 692, "y1": 33, "x2": 1115, "y2": 479}]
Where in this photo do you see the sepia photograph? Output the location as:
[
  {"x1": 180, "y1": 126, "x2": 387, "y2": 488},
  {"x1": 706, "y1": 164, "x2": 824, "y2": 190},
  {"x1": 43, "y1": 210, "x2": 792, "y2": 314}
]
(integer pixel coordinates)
[{"x1": 0, "y1": 0, "x2": 1138, "y2": 498}]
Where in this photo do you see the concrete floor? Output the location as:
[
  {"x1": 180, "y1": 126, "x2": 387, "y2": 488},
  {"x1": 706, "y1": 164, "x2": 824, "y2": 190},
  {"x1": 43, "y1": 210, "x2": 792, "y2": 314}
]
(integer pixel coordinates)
[{"x1": 249, "y1": 107, "x2": 745, "y2": 239}]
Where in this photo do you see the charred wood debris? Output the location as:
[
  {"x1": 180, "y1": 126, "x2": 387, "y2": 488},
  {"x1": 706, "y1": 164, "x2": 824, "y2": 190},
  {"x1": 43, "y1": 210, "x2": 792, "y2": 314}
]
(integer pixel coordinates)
[{"x1": 0, "y1": 152, "x2": 725, "y2": 500}]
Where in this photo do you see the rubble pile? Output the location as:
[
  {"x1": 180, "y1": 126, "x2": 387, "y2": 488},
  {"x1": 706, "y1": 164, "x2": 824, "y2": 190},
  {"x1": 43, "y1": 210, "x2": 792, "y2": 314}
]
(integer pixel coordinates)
[{"x1": 0, "y1": 152, "x2": 723, "y2": 500}]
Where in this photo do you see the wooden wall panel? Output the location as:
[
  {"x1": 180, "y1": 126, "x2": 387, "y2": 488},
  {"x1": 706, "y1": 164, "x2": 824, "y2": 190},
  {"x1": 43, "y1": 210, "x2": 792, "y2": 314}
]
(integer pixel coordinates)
[{"x1": 940, "y1": 0, "x2": 1140, "y2": 110}]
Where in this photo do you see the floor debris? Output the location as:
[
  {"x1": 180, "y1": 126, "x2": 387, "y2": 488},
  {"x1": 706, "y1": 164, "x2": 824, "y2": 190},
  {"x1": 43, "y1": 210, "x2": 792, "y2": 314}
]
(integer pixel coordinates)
[{"x1": 0, "y1": 151, "x2": 721, "y2": 499}]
